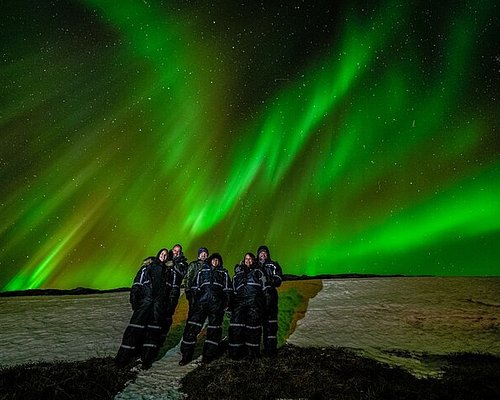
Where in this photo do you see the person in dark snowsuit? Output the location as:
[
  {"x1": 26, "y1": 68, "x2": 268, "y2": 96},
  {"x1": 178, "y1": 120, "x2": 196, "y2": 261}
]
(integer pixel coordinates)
[
  {"x1": 179, "y1": 253, "x2": 232, "y2": 365},
  {"x1": 257, "y1": 245, "x2": 283, "y2": 356},
  {"x1": 115, "y1": 248, "x2": 170, "y2": 369},
  {"x1": 183, "y1": 247, "x2": 209, "y2": 313},
  {"x1": 162, "y1": 244, "x2": 188, "y2": 343},
  {"x1": 228, "y1": 252, "x2": 266, "y2": 359}
]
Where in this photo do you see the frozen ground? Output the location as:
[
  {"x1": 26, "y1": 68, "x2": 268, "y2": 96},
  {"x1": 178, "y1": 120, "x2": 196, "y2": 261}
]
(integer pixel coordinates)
[
  {"x1": 288, "y1": 277, "x2": 500, "y2": 375},
  {"x1": 1, "y1": 277, "x2": 499, "y2": 396},
  {"x1": 114, "y1": 343, "x2": 199, "y2": 400},
  {"x1": 0, "y1": 291, "x2": 131, "y2": 365}
]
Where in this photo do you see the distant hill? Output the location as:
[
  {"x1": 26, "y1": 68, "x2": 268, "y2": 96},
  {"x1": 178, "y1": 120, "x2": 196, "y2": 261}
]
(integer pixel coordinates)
[
  {"x1": 282, "y1": 273, "x2": 408, "y2": 280},
  {"x1": 0, "y1": 274, "x2": 423, "y2": 297},
  {"x1": 0, "y1": 287, "x2": 130, "y2": 297}
]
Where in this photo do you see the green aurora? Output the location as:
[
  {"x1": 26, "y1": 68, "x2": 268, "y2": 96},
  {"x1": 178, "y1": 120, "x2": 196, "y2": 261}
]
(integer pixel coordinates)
[{"x1": 1, "y1": 0, "x2": 499, "y2": 291}]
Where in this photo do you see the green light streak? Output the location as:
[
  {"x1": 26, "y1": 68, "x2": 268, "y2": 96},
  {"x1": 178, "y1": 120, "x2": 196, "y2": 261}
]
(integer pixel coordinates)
[
  {"x1": 0, "y1": 0, "x2": 498, "y2": 290},
  {"x1": 4, "y1": 197, "x2": 106, "y2": 290},
  {"x1": 183, "y1": 1, "x2": 408, "y2": 235}
]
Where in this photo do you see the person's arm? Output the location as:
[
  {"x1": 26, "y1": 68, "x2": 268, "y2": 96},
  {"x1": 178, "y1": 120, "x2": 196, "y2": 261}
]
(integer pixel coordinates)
[
  {"x1": 130, "y1": 266, "x2": 146, "y2": 309},
  {"x1": 183, "y1": 263, "x2": 196, "y2": 302},
  {"x1": 173, "y1": 254, "x2": 189, "y2": 277},
  {"x1": 272, "y1": 262, "x2": 283, "y2": 288},
  {"x1": 223, "y1": 270, "x2": 233, "y2": 310}
]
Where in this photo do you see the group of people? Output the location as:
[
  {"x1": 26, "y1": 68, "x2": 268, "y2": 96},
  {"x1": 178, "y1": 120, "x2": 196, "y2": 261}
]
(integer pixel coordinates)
[{"x1": 115, "y1": 244, "x2": 283, "y2": 369}]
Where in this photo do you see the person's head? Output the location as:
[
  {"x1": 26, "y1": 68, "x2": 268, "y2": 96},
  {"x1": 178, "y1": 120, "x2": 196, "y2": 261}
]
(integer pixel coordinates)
[
  {"x1": 198, "y1": 247, "x2": 209, "y2": 261},
  {"x1": 172, "y1": 244, "x2": 182, "y2": 258},
  {"x1": 257, "y1": 245, "x2": 270, "y2": 263},
  {"x1": 157, "y1": 248, "x2": 169, "y2": 263},
  {"x1": 244, "y1": 252, "x2": 256, "y2": 267},
  {"x1": 209, "y1": 253, "x2": 223, "y2": 268}
]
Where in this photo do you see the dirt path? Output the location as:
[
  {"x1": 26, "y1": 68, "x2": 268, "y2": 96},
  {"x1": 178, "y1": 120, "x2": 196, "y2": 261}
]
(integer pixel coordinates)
[{"x1": 115, "y1": 342, "x2": 199, "y2": 400}]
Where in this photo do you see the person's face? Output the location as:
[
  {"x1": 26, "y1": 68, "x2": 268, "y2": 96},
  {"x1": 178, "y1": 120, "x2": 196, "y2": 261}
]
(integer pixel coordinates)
[
  {"x1": 259, "y1": 250, "x2": 268, "y2": 263},
  {"x1": 211, "y1": 257, "x2": 219, "y2": 267},
  {"x1": 159, "y1": 250, "x2": 168, "y2": 262},
  {"x1": 172, "y1": 246, "x2": 181, "y2": 258},
  {"x1": 199, "y1": 251, "x2": 208, "y2": 261},
  {"x1": 244, "y1": 254, "x2": 254, "y2": 266}
]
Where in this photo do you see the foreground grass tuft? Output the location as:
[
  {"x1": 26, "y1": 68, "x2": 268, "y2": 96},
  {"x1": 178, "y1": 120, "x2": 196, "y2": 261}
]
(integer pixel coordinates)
[
  {"x1": 179, "y1": 345, "x2": 500, "y2": 400},
  {"x1": 1, "y1": 346, "x2": 498, "y2": 399},
  {"x1": 0, "y1": 357, "x2": 136, "y2": 400}
]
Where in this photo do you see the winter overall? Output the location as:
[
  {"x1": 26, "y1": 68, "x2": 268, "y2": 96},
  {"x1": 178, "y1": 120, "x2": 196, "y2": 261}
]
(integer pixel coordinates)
[
  {"x1": 180, "y1": 261, "x2": 232, "y2": 363},
  {"x1": 261, "y1": 260, "x2": 283, "y2": 355},
  {"x1": 115, "y1": 257, "x2": 168, "y2": 367},
  {"x1": 228, "y1": 263, "x2": 265, "y2": 359},
  {"x1": 162, "y1": 255, "x2": 188, "y2": 343}
]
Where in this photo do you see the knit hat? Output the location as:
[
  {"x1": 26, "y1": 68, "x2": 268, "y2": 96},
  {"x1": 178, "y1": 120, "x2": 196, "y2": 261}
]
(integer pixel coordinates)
[{"x1": 198, "y1": 247, "x2": 209, "y2": 256}]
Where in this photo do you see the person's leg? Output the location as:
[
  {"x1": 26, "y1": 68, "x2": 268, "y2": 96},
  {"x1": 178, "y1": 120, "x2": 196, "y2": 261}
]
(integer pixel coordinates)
[
  {"x1": 228, "y1": 302, "x2": 246, "y2": 359},
  {"x1": 115, "y1": 306, "x2": 150, "y2": 366},
  {"x1": 245, "y1": 303, "x2": 262, "y2": 359},
  {"x1": 140, "y1": 324, "x2": 163, "y2": 368},
  {"x1": 179, "y1": 303, "x2": 206, "y2": 365},
  {"x1": 161, "y1": 290, "x2": 180, "y2": 343},
  {"x1": 202, "y1": 303, "x2": 224, "y2": 363},
  {"x1": 263, "y1": 291, "x2": 278, "y2": 355}
]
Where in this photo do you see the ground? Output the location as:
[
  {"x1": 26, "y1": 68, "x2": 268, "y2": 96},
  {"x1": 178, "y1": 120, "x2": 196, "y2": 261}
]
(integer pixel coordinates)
[{"x1": 1, "y1": 346, "x2": 499, "y2": 399}]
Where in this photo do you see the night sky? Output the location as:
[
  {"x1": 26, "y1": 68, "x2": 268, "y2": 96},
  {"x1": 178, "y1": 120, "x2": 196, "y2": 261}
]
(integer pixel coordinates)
[{"x1": 1, "y1": 0, "x2": 499, "y2": 291}]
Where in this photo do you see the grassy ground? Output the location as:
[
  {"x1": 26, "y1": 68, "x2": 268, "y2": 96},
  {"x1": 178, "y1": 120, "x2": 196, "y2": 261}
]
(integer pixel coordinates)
[
  {"x1": 1, "y1": 346, "x2": 499, "y2": 399},
  {"x1": 156, "y1": 279, "x2": 323, "y2": 359},
  {"x1": 276, "y1": 280, "x2": 323, "y2": 346},
  {"x1": 179, "y1": 345, "x2": 500, "y2": 400},
  {"x1": 0, "y1": 357, "x2": 135, "y2": 400}
]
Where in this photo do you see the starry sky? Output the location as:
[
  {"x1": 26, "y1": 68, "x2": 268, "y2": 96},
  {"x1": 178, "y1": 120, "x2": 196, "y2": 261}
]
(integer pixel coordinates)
[{"x1": 1, "y1": 0, "x2": 499, "y2": 291}]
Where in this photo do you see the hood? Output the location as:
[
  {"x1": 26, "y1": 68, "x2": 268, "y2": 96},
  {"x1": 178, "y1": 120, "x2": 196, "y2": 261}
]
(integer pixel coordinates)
[
  {"x1": 256, "y1": 245, "x2": 270, "y2": 259},
  {"x1": 208, "y1": 252, "x2": 223, "y2": 267}
]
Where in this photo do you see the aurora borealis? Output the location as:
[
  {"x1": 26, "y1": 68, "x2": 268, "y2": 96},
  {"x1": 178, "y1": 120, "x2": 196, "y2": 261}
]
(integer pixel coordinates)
[{"x1": 1, "y1": 0, "x2": 499, "y2": 291}]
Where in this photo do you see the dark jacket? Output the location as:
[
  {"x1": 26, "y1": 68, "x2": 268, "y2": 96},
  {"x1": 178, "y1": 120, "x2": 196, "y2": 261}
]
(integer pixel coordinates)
[
  {"x1": 232, "y1": 263, "x2": 266, "y2": 304},
  {"x1": 184, "y1": 259, "x2": 206, "y2": 295},
  {"x1": 260, "y1": 259, "x2": 283, "y2": 292},
  {"x1": 165, "y1": 253, "x2": 189, "y2": 292},
  {"x1": 129, "y1": 256, "x2": 168, "y2": 315},
  {"x1": 256, "y1": 246, "x2": 283, "y2": 291},
  {"x1": 192, "y1": 262, "x2": 232, "y2": 307}
]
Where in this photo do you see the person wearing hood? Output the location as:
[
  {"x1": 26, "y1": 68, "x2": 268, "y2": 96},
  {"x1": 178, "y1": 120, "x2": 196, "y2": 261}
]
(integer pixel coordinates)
[
  {"x1": 179, "y1": 253, "x2": 232, "y2": 365},
  {"x1": 183, "y1": 247, "x2": 209, "y2": 311},
  {"x1": 115, "y1": 248, "x2": 170, "y2": 369},
  {"x1": 228, "y1": 252, "x2": 266, "y2": 359},
  {"x1": 257, "y1": 245, "x2": 283, "y2": 356},
  {"x1": 162, "y1": 243, "x2": 189, "y2": 343}
]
